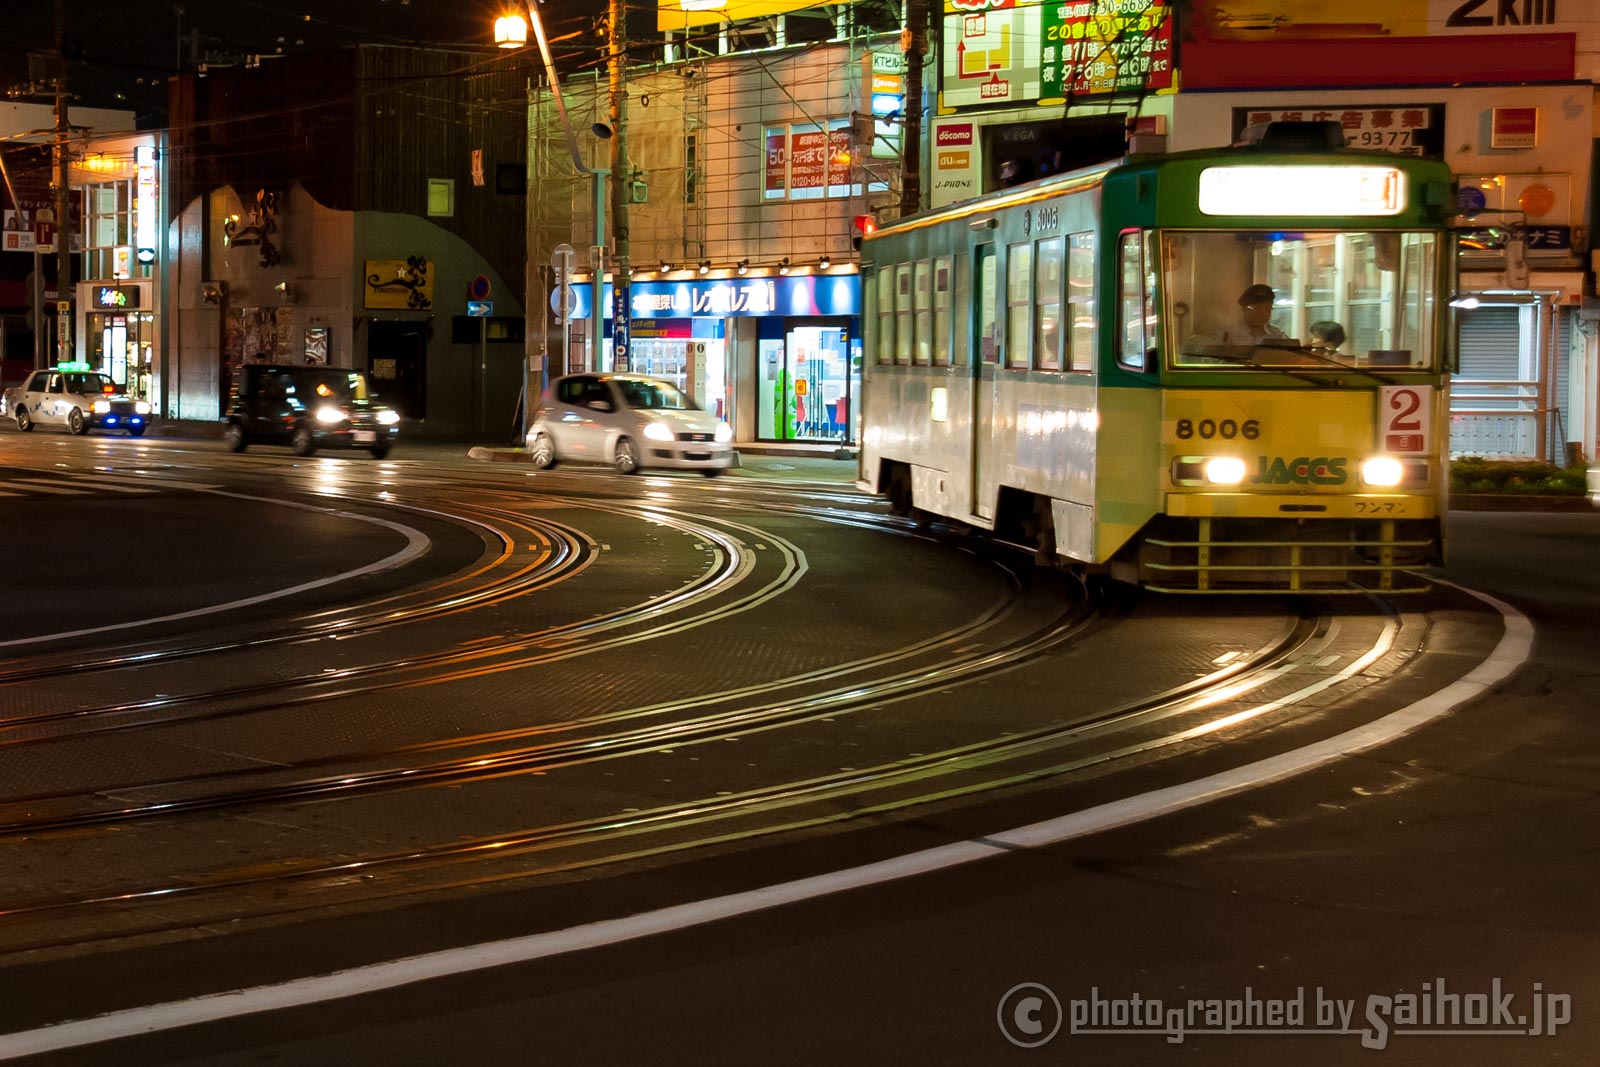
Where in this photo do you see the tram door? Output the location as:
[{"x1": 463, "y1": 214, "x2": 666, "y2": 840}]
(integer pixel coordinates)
[{"x1": 971, "y1": 245, "x2": 998, "y2": 521}]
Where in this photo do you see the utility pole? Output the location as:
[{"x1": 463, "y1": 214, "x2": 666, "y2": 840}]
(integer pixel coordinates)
[
  {"x1": 52, "y1": 0, "x2": 73, "y2": 365},
  {"x1": 899, "y1": 0, "x2": 929, "y2": 218},
  {"x1": 607, "y1": 0, "x2": 632, "y2": 371}
]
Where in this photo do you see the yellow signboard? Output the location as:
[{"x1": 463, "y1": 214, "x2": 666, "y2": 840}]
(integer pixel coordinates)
[
  {"x1": 363, "y1": 258, "x2": 434, "y2": 310},
  {"x1": 657, "y1": 0, "x2": 832, "y2": 31}
]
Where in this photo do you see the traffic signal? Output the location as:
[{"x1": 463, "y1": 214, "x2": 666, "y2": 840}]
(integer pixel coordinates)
[{"x1": 852, "y1": 213, "x2": 876, "y2": 251}]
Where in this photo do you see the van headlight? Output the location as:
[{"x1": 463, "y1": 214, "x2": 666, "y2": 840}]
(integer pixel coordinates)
[
  {"x1": 643, "y1": 421, "x2": 674, "y2": 442},
  {"x1": 1203, "y1": 456, "x2": 1248, "y2": 485},
  {"x1": 377, "y1": 409, "x2": 400, "y2": 425},
  {"x1": 715, "y1": 422, "x2": 733, "y2": 443},
  {"x1": 1361, "y1": 456, "x2": 1404, "y2": 487},
  {"x1": 315, "y1": 406, "x2": 346, "y2": 425},
  {"x1": 93, "y1": 400, "x2": 111, "y2": 414}
]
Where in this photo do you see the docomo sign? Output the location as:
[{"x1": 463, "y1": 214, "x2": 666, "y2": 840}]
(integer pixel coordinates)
[{"x1": 1199, "y1": 165, "x2": 1406, "y2": 217}]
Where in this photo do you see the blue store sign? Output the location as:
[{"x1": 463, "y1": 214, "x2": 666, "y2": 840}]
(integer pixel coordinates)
[{"x1": 571, "y1": 274, "x2": 860, "y2": 321}]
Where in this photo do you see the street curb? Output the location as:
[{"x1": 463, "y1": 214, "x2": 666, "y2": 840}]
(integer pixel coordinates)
[{"x1": 466, "y1": 447, "x2": 534, "y2": 463}]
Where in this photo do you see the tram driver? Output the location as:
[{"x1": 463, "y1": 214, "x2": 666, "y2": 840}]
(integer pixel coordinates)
[{"x1": 1218, "y1": 284, "x2": 1287, "y2": 344}]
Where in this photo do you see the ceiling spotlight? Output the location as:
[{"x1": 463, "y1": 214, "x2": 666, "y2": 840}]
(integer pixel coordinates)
[
  {"x1": 660, "y1": 261, "x2": 672, "y2": 273},
  {"x1": 736, "y1": 258, "x2": 749, "y2": 275},
  {"x1": 698, "y1": 260, "x2": 711, "y2": 275},
  {"x1": 818, "y1": 255, "x2": 831, "y2": 270},
  {"x1": 778, "y1": 257, "x2": 790, "y2": 276}
]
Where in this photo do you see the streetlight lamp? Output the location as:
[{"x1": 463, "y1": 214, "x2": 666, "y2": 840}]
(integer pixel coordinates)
[{"x1": 496, "y1": 8, "x2": 612, "y2": 379}]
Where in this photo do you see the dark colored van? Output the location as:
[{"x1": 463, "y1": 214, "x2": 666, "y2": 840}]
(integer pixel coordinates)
[{"x1": 224, "y1": 364, "x2": 400, "y2": 458}]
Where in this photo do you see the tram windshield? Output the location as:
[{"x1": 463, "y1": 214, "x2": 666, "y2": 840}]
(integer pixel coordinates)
[{"x1": 1164, "y1": 231, "x2": 1439, "y2": 372}]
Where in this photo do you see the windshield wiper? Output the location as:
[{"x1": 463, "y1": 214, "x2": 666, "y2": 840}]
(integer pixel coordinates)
[
  {"x1": 1257, "y1": 343, "x2": 1399, "y2": 385},
  {"x1": 1178, "y1": 346, "x2": 1328, "y2": 385}
]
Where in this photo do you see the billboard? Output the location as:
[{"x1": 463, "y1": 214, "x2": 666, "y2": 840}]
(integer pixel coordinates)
[
  {"x1": 940, "y1": 0, "x2": 1172, "y2": 113},
  {"x1": 657, "y1": 0, "x2": 837, "y2": 31}
]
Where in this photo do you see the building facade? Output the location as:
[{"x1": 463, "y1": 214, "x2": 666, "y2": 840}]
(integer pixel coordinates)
[{"x1": 166, "y1": 46, "x2": 528, "y2": 435}]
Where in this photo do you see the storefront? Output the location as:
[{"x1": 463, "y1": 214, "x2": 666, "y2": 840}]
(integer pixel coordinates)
[
  {"x1": 78, "y1": 280, "x2": 156, "y2": 400},
  {"x1": 571, "y1": 270, "x2": 862, "y2": 444}
]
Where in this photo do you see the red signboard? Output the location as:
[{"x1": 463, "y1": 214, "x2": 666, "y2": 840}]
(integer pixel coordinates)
[
  {"x1": 1491, "y1": 107, "x2": 1539, "y2": 148},
  {"x1": 789, "y1": 130, "x2": 829, "y2": 191}
]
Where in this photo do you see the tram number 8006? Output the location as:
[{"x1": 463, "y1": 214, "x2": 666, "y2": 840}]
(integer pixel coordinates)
[{"x1": 1175, "y1": 418, "x2": 1260, "y2": 441}]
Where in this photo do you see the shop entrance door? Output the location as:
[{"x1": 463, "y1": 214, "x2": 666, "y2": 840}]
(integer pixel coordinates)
[
  {"x1": 757, "y1": 316, "x2": 856, "y2": 442},
  {"x1": 87, "y1": 311, "x2": 155, "y2": 398},
  {"x1": 367, "y1": 321, "x2": 427, "y2": 419}
]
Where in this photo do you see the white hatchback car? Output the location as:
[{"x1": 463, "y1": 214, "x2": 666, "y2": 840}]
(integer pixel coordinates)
[{"x1": 527, "y1": 373, "x2": 735, "y2": 476}]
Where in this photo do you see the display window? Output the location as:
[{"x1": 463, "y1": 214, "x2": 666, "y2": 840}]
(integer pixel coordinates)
[{"x1": 757, "y1": 316, "x2": 858, "y2": 442}]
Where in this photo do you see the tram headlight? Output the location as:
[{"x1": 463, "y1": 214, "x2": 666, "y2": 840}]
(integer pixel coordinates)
[
  {"x1": 1203, "y1": 456, "x2": 1249, "y2": 485},
  {"x1": 643, "y1": 421, "x2": 674, "y2": 442},
  {"x1": 1361, "y1": 456, "x2": 1405, "y2": 487}
]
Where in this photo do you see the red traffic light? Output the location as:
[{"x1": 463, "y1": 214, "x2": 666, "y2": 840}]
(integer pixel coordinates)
[{"x1": 853, "y1": 214, "x2": 877, "y2": 235}]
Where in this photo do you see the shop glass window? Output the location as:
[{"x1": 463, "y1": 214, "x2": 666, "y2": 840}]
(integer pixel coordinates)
[
  {"x1": 912, "y1": 260, "x2": 933, "y2": 365},
  {"x1": 1068, "y1": 232, "x2": 1096, "y2": 371},
  {"x1": 1034, "y1": 237, "x2": 1063, "y2": 371},
  {"x1": 895, "y1": 264, "x2": 914, "y2": 365},
  {"x1": 1006, "y1": 243, "x2": 1032, "y2": 369},
  {"x1": 933, "y1": 256, "x2": 952, "y2": 367},
  {"x1": 875, "y1": 268, "x2": 895, "y2": 364}
]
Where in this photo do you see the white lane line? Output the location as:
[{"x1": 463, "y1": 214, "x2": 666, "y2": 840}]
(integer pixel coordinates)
[
  {"x1": 0, "y1": 579, "x2": 1531, "y2": 1061},
  {"x1": 0, "y1": 492, "x2": 431, "y2": 649},
  {"x1": 0, "y1": 481, "x2": 91, "y2": 495},
  {"x1": 32, "y1": 477, "x2": 157, "y2": 494}
]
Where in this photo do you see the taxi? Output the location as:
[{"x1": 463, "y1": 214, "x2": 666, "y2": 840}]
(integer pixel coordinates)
[{"x1": 5, "y1": 363, "x2": 151, "y2": 436}]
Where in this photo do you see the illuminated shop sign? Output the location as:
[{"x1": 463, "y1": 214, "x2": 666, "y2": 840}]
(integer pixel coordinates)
[
  {"x1": 570, "y1": 274, "x2": 861, "y2": 320},
  {"x1": 1198, "y1": 166, "x2": 1406, "y2": 217},
  {"x1": 134, "y1": 145, "x2": 157, "y2": 262},
  {"x1": 93, "y1": 286, "x2": 141, "y2": 309}
]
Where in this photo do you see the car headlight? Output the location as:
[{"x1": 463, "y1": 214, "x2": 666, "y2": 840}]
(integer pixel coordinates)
[
  {"x1": 1361, "y1": 456, "x2": 1404, "y2": 487},
  {"x1": 314, "y1": 406, "x2": 346, "y2": 425},
  {"x1": 134, "y1": 401, "x2": 150, "y2": 415},
  {"x1": 92, "y1": 400, "x2": 111, "y2": 414},
  {"x1": 1203, "y1": 456, "x2": 1248, "y2": 485},
  {"x1": 643, "y1": 421, "x2": 674, "y2": 442},
  {"x1": 715, "y1": 422, "x2": 733, "y2": 443},
  {"x1": 376, "y1": 409, "x2": 400, "y2": 425}
]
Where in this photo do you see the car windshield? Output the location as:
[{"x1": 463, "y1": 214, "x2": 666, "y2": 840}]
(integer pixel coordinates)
[
  {"x1": 288, "y1": 370, "x2": 369, "y2": 403},
  {"x1": 64, "y1": 373, "x2": 117, "y2": 394},
  {"x1": 616, "y1": 378, "x2": 696, "y2": 411},
  {"x1": 1164, "y1": 230, "x2": 1439, "y2": 372}
]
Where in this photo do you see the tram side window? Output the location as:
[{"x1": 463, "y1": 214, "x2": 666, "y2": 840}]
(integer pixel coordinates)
[
  {"x1": 1067, "y1": 232, "x2": 1096, "y2": 371},
  {"x1": 875, "y1": 269, "x2": 894, "y2": 365},
  {"x1": 933, "y1": 257, "x2": 953, "y2": 366},
  {"x1": 1118, "y1": 230, "x2": 1158, "y2": 371},
  {"x1": 978, "y1": 249, "x2": 998, "y2": 363},
  {"x1": 895, "y1": 264, "x2": 914, "y2": 365},
  {"x1": 1035, "y1": 237, "x2": 1064, "y2": 371},
  {"x1": 952, "y1": 254, "x2": 971, "y2": 366},
  {"x1": 1007, "y1": 243, "x2": 1032, "y2": 370},
  {"x1": 913, "y1": 260, "x2": 933, "y2": 365}
]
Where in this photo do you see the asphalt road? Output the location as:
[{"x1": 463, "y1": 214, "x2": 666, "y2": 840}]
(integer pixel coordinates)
[{"x1": 0, "y1": 432, "x2": 1592, "y2": 1066}]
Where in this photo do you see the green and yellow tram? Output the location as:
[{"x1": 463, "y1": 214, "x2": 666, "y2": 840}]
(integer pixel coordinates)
[{"x1": 858, "y1": 124, "x2": 1456, "y2": 593}]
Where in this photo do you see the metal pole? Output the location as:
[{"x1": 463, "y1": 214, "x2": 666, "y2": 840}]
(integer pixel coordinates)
[
  {"x1": 53, "y1": 0, "x2": 73, "y2": 362},
  {"x1": 591, "y1": 168, "x2": 606, "y2": 371},
  {"x1": 608, "y1": 0, "x2": 631, "y2": 371}
]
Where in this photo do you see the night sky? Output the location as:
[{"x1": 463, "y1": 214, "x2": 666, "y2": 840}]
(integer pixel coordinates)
[{"x1": 1, "y1": 0, "x2": 613, "y2": 126}]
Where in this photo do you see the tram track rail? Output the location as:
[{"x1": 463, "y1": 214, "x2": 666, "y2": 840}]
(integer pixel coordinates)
[{"x1": 0, "y1": 592, "x2": 1392, "y2": 955}]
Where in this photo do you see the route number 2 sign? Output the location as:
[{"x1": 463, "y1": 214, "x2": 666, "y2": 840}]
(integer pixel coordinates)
[{"x1": 1381, "y1": 385, "x2": 1432, "y2": 455}]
